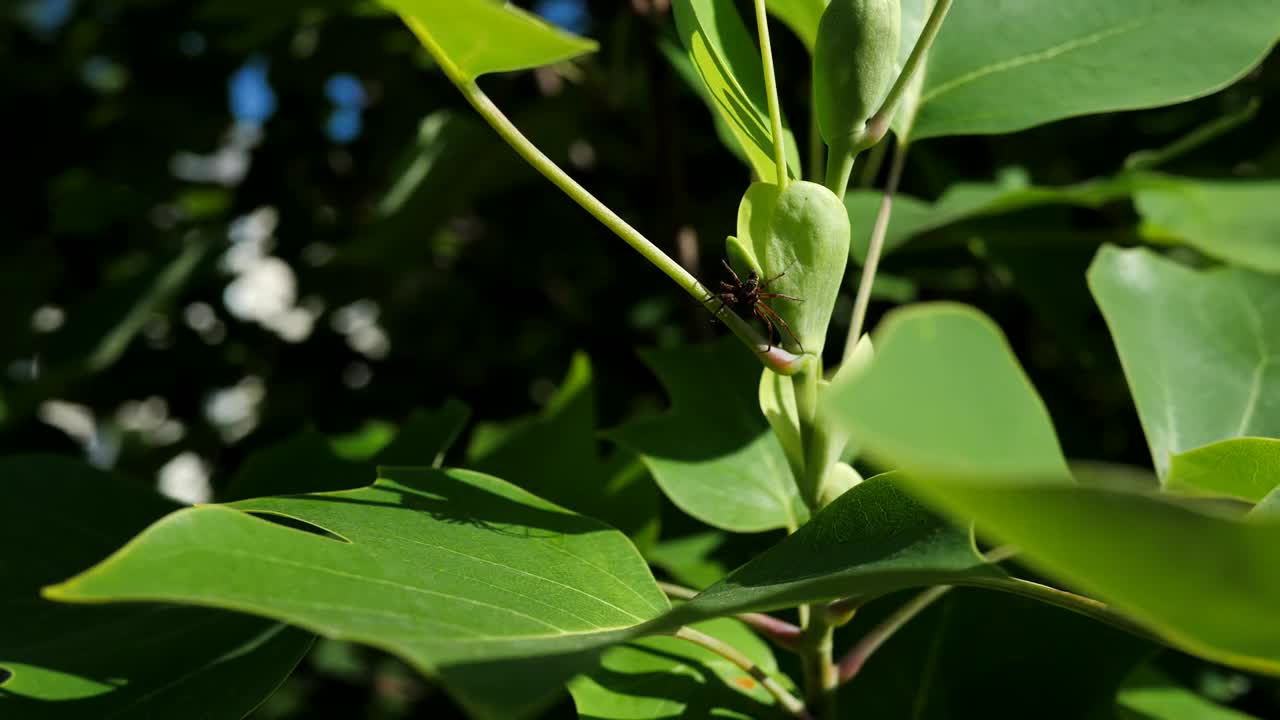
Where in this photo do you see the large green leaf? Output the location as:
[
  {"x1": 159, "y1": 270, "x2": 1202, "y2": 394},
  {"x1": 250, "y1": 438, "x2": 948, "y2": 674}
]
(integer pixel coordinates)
[
  {"x1": 1136, "y1": 175, "x2": 1280, "y2": 274},
  {"x1": 671, "y1": 0, "x2": 801, "y2": 181},
  {"x1": 1, "y1": 456, "x2": 311, "y2": 719},
  {"x1": 608, "y1": 338, "x2": 805, "y2": 533},
  {"x1": 658, "y1": 474, "x2": 999, "y2": 624},
  {"x1": 902, "y1": 0, "x2": 1279, "y2": 141},
  {"x1": 823, "y1": 303, "x2": 1071, "y2": 482},
  {"x1": 385, "y1": 0, "x2": 597, "y2": 82},
  {"x1": 839, "y1": 589, "x2": 1154, "y2": 719},
  {"x1": 44, "y1": 467, "x2": 667, "y2": 720},
  {"x1": 825, "y1": 303, "x2": 1280, "y2": 675},
  {"x1": 1167, "y1": 438, "x2": 1280, "y2": 504},
  {"x1": 570, "y1": 618, "x2": 790, "y2": 719},
  {"x1": 1088, "y1": 245, "x2": 1280, "y2": 479},
  {"x1": 468, "y1": 353, "x2": 659, "y2": 547}
]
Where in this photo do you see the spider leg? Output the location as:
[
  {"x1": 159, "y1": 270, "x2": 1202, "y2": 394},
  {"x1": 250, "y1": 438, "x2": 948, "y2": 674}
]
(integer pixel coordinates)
[
  {"x1": 758, "y1": 292, "x2": 802, "y2": 303},
  {"x1": 758, "y1": 259, "x2": 799, "y2": 290},
  {"x1": 753, "y1": 305, "x2": 777, "y2": 351},
  {"x1": 720, "y1": 259, "x2": 743, "y2": 286},
  {"x1": 757, "y1": 301, "x2": 804, "y2": 353}
]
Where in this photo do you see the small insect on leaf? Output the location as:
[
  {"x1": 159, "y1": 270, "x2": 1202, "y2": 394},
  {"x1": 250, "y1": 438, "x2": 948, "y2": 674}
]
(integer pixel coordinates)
[{"x1": 711, "y1": 260, "x2": 804, "y2": 352}]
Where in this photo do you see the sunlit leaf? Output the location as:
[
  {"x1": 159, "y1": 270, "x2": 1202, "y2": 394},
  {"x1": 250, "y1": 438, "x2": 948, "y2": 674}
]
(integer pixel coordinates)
[
  {"x1": 1167, "y1": 437, "x2": 1280, "y2": 504},
  {"x1": 1136, "y1": 174, "x2": 1280, "y2": 274}
]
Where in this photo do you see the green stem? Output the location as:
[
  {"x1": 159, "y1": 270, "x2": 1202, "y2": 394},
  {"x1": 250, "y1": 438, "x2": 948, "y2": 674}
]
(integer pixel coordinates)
[
  {"x1": 856, "y1": 137, "x2": 888, "y2": 189},
  {"x1": 793, "y1": 362, "x2": 830, "y2": 510},
  {"x1": 414, "y1": 20, "x2": 807, "y2": 373},
  {"x1": 754, "y1": 0, "x2": 789, "y2": 189},
  {"x1": 837, "y1": 585, "x2": 951, "y2": 684},
  {"x1": 799, "y1": 615, "x2": 837, "y2": 719},
  {"x1": 824, "y1": 135, "x2": 858, "y2": 200},
  {"x1": 1124, "y1": 97, "x2": 1261, "y2": 171},
  {"x1": 861, "y1": 0, "x2": 953, "y2": 147},
  {"x1": 673, "y1": 627, "x2": 812, "y2": 718},
  {"x1": 958, "y1": 577, "x2": 1158, "y2": 641},
  {"x1": 845, "y1": 139, "x2": 906, "y2": 360}
]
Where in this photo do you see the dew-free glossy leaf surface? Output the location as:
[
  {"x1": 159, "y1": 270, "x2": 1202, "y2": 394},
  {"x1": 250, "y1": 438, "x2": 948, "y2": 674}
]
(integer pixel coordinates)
[
  {"x1": 1089, "y1": 245, "x2": 1280, "y2": 478},
  {"x1": 905, "y1": 0, "x2": 1280, "y2": 140},
  {"x1": 764, "y1": 0, "x2": 826, "y2": 49},
  {"x1": 570, "y1": 618, "x2": 789, "y2": 719},
  {"x1": 822, "y1": 303, "x2": 1280, "y2": 675},
  {"x1": 671, "y1": 0, "x2": 801, "y2": 181},
  {"x1": 1168, "y1": 438, "x2": 1280, "y2": 504},
  {"x1": 1136, "y1": 175, "x2": 1280, "y2": 274},
  {"x1": 45, "y1": 467, "x2": 669, "y2": 720},
  {"x1": 608, "y1": 338, "x2": 805, "y2": 533},
  {"x1": 658, "y1": 474, "x2": 998, "y2": 625},
  {"x1": 468, "y1": 353, "x2": 659, "y2": 547},
  {"x1": 824, "y1": 303, "x2": 1071, "y2": 482},
  {"x1": 1, "y1": 456, "x2": 311, "y2": 720},
  {"x1": 385, "y1": 0, "x2": 597, "y2": 82}
]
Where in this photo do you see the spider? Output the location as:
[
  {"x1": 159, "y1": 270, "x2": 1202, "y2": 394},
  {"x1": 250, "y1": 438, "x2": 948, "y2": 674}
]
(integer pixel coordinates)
[{"x1": 710, "y1": 260, "x2": 803, "y2": 352}]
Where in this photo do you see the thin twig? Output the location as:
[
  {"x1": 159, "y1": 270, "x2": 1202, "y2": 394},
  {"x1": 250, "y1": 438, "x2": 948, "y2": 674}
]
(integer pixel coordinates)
[
  {"x1": 860, "y1": 0, "x2": 953, "y2": 150},
  {"x1": 957, "y1": 576, "x2": 1158, "y2": 642},
  {"x1": 837, "y1": 585, "x2": 952, "y2": 684},
  {"x1": 658, "y1": 581, "x2": 804, "y2": 649},
  {"x1": 845, "y1": 139, "x2": 907, "y2": 359},
  {"x1": 673, "y1": 626, "x2": 812, "y2": 719}
]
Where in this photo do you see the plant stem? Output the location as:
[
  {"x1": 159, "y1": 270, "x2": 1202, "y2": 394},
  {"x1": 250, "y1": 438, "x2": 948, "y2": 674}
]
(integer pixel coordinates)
[
  {"x1": 856, "y1": 138, "x2": 889, "y2": 189},
  {"x1": 411, "y1": 20, "x2": 808, "y2": 372},
  {"x1": 658, "y1": 582, "x2": 804, "y2": 650},
  {"x1": 799, "y1": 615, "x2": 837, "y2": 719},
  {"x1": 824, "y1": 135, "x2": 858, "y2": 200},
  {"x1": 754, "y1": 0, "x2": 789, "y2": 189},
  {"x1": 673, "y1": 626, "x2": 812, "y2": 718},
  {"x1": 957, "y1": 576, "x2": 1158, "y2": 642},
  {"x1": 861, "y1": 0, "x2": 953, "y2": 148},
  {"x1": 837, "y1": 585, "x2": 951, "y2": 684},
  {"x1": 793, "y1": 361, "x2": 831, "y2": 511},
  {"x1": 1124, "y1": 97, "x2": 1261, "y2": 171},
  {"x1": 845, "y1": 139, "x2": 907, "y2": 360}
]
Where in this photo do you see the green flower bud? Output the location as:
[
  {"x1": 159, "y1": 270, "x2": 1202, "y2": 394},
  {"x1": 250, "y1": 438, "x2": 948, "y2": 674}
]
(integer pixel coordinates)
[
  {"x1": 813, "y1": 0, "x2": 902, "y2": 148},
  {"x1": 736, "y1": 180, "x2": 851, "y2": 356}
]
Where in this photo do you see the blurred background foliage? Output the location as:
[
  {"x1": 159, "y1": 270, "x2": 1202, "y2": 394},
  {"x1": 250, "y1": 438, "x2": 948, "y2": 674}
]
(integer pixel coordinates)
[{"x1": 3, "y1": 0, "x2": 1279, "y2": 717}]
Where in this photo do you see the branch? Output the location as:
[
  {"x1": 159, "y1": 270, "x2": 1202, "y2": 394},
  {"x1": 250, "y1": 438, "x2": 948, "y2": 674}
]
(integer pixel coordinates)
[
  {"x1": 673, "y1": 626, "x2": 812, "y2": 718},
  {"x1": 844, "y1": 138, "x2": 907, "y2": 359},
  {"x1": 837, "y1": 585, "x2": 951, "y2": 684},
  {"x1": 658, "y1": 581, "x2": 804, "y2": 650}
]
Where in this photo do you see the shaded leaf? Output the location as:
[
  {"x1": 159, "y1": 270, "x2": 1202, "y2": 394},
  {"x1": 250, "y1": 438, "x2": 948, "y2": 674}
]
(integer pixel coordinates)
[
  {"x1": 0, "y1": 456, "x2": 311, "y2": 719},
  {"x1": 46, "y1": 467, "x2": 668, "y2": 720},
  {"x1": 385, "y1": 0, "x2": 597, "y2": 82},
  {"x1": 670, "y1": 0, "x2": 802, "y2": 180},
  {"x1": 608, "y1": 338, "x2": 805, "y2": 533},
  {"x1": 1088, "y1": 246, "x2": 1280, "y2": 479},
  {"x1": 1168, "y1": 437, "x2": 1280, "y2": 504},
  {"x1": 647, "y1": 532, "x2": 731, "y2": 590},
  {"x1": 1119, "y1": 666, "x2": 1261, "y2": 720},
  {"x1": 764, "y1": 0, "x2": 827, "y2": 49},
  {"x1": 468, "y1": 353, "x2": 659, "y2": 547},
  {"x1": 570, "y1": 618, "x2": 789, "y2": 719},
  {"x1": 1136, "y1": 175, "x2": 1280, "y2": 274}
]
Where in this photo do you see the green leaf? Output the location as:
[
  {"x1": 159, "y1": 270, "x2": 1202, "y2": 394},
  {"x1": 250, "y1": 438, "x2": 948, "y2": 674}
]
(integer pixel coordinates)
[
  {"x1": 378, "y1": 398, "x2": 472, "y2": 467},
  {"x1": 647, "y1": 532, "x2": 731, "y2": 590},
  {"x1": 1088, "y1": 246, "x2": 1280, "y2": 479},
  {"x1": 608, "y1": 338, "x2": 805, "y2": 533},
  {"x1": 839, "y1": 589, "x2": 1154, "y2": 719},
  {"x1": 45, "y1": 467, "x2": 668, "y2": 720},
  {"x1": 658, "y1": 474, "x2": 998, "y2": 624},
  {"x1": 1, "y1": 456, "x2": 311, "y2": 719},
  {"x1": 570, "y1": 618, "x2": 790, "y2": 719},
  {"x1": 765, "y1": 0, "x2": 827, "y2": 50},
  {"x1": 671, "y1": 0, "x2": 802, "y2": 181},
  {"x1": 844, "y1": 171, "x2": 1148, "y2": 262},
  {"x1": 384, "y1": 0, "x2": 597, "y2": 82},
  {"x1": 1167, "y1": 438, "x2": 1280, "y2": 504},
  {"x1": 823, "y1": 303, "x2": 1071, "y2": 482},
  {"x1": 822, "y1": 303, "x2": 1280, "y2": 675},
  {"x1": 1136, "y1": 175, "x2": 1280, "y2": 274},
  {"x1": 468, "y1": 353, "x2": 659, "y2": 547},
  {"x1": 1118, "y1": 666, "x2": 1261, "y2": 720},
  {"x1": 902, "y1": 0, "x2": 1280, "y2": 141}
]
